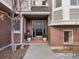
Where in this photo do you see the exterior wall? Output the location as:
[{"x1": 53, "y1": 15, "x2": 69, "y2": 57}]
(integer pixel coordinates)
[
  {"x1": 26, "y1": 20, "x2": 32, "y2": 34},
  {"x1": 54, "y1": 10, "x2": 63, "y2": 20},
  {"x1": 16, "y1": 0, "x2": 31, "y2": 11},
  {"x1": 48, "y1": 26, "x2": 79, "y2": 46},
  {"x1": 70, "y1": 9, "x2": 79, "y2": 20},
  {"x1": 0, "y1": 12, "x2": 11, "y2": 48},
  {"x1": 48, "y1": 26, "x2": 63, "y2": 46}
]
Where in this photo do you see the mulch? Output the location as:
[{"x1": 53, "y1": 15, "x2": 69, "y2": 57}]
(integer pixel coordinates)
[
  {"x1": 0, "y1": 45, "x2": 29, "y2": 59},
  {"x1": 53, "y1": 46, "x2": 79, "y2": 53}
]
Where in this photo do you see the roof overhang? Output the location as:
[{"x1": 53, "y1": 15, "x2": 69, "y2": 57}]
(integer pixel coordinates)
[{"x1": 48, "y1": 20, "x2": 79, "y2": 26}]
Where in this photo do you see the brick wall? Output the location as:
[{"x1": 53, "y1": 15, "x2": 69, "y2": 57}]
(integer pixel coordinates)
[
  {"x1": 0, "y1": 13, "x2": 11, "y2": 48},
  {"x1": 48, "y1": 26, "x2": 79, "y2": 46}
]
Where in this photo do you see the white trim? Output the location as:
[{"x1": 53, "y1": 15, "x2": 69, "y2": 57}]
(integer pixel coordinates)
[
  {"x1": 53, "y1": 7, "x2": 62, "y2": 11},
  {"x1": 0, "y1": 44, "x2": 11, "y2": 51},
  {"x1": 63, "y1": 29, "x2": 73, "y2": 44},
  {"x1": 20, "y1": 15, "x2": 23, "y2": 44},
  {"x1": 70, "y1": 6, "x2": 79, "y2": 9},
  {"x1": 16, "y1": 12, "x2": 50, "y2": 15},
  {"x1": 13, "y1": 31, "x2": 21, "y2": 33},
  {"x1": 62, "y1": 0, "x2": 70, "y2": 20},
  {"x1": 32, "y1": 5, "x2": 48, "y2": 6},
  {"x1": 50, "y1": 46, "x2": 64, "y2": 50},
  {"x1": 49, "y1": 21, "x2": 79, "y2": 26}
]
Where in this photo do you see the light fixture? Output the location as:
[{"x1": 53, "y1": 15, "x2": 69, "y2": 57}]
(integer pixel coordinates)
[{"x1": 0, "y1": 14, "x2": 4, "y2": 21}]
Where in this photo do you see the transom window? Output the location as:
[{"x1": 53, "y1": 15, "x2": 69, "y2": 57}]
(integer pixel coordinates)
[
  {"x1": 64, "y1": 30, "x2": 73, "y2": 44},
  {"x1": 71, "y1": 0, "x2": 79, "y2": 5},
  {"x1": 55, "y1": 0, "x2": 62, "y2": 8}
]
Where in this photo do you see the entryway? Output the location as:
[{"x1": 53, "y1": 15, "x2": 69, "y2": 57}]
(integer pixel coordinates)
[
  {"x1": 24, "y1": 15, "x2": 48, "y2": 43},
  {"x1": 32, "y1": 20, "x2": 47, "y2": 37}
]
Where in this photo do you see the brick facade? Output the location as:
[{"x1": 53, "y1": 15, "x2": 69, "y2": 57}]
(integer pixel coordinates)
[
  {"x1": 48, "y1": 26, "x2": 79, "y2": 46},
  {"x1": 0, "y1": 13, "x2": 11, "y2": 48}
]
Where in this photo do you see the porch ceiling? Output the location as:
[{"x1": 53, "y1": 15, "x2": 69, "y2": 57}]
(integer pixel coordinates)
[
  {"x1": 24, "y1": 15, "x2": 48, "y2": 20},
  {"x1": 0, "y1": 2, "x2": 11, "y2": 14}
]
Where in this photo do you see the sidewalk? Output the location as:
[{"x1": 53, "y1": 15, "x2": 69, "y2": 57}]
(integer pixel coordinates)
[
  {"x1": 23, "y1": 44, "x2": 79, "y2": 59},
  {"x1": 23, "y1": 44, "x2": 55, "y2": 59}
]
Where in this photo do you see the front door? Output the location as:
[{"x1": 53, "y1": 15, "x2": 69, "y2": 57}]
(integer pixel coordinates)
[{"x1": 32, "y1": 20, "x2": 47, "y2": 37}]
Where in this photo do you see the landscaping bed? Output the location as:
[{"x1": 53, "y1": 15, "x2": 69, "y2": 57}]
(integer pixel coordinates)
[
  {"x1": 53, "y1": 46, "x2": 79, "y2": 53},
  {"x1": 0, "y1": 45, "x2": 29, "y2": 59}
]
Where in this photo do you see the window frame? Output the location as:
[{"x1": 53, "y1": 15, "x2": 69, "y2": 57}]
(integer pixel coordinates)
[
  {"x1": 13, "y1": 17, "x2": 21, "y2": 33},
  {"x1": 63, "y1": 29, "x2": 73, "y2": 44}
]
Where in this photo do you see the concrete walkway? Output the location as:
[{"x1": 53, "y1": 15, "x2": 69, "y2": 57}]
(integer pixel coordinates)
[
  {"x1": 23, "y1": 44, "x2": 55, "y2": 59},
  {"x1": 23, "y1": 44, "x2": 79, "y2": 59}
]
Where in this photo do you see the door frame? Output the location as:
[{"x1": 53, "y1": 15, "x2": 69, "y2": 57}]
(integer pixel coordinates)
[{"x1": 32, "y1": 20, "x2": 47, "y2": 37}]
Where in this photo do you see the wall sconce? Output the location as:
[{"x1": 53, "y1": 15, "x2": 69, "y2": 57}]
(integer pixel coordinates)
[{"x1": 0, "y1": 14, "x2": 4, "y2": 21}]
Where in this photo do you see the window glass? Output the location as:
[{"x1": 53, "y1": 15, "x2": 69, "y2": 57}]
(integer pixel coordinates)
[
  {"x1": 64, "y1": 31, "x2": 69, "y2": 42},
  {"x1": 13, "y1": 20, "x2": 20, "y2": 31},
  {"x1": 78, "y1": 0, "x2": 79, "y2": 5},
  {"x1": 71, "y1": 0, "x2": 77, "y2": 5},
  {"x1": 55, "y1": 0, "x2": 62, "y2": 8},
  {"x1": 33, "y1": 1, "x2": 35, "y2": 5},
  {"x1": 42, "y1": 1, "x2": 46, "y2": 5},
  {"x1": 64, "y1": 31, "x2": 73, "y2": 43}
]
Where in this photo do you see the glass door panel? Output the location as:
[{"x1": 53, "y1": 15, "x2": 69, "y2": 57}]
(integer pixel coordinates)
[
  {"x1": 36, "y1": 20, "x2": 42, "y2": 36},
  {"x1": 32, "y1": 20, "x2": 47, "y2": 37}
]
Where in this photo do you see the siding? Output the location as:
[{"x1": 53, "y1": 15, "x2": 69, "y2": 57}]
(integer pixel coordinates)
[
  {"x1": 16, "y1": 0, "x2": 31, "y2": 11},
  {"x1": 70, "y1": 9, "x2": 79, "y2": 20},
  {"x1": 54, "y1": 10, "x2": 63, "y2": 20}
]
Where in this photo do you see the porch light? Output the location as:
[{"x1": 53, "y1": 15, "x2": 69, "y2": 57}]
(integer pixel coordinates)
[
  {"x1": 0, "y1": 14, "x2": 4, "y2": 21},
  {"x1": 0, "y1": 10, "x2": 10, "y2": 21}
]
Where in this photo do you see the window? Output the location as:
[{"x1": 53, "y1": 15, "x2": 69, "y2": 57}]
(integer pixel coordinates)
[
  {"x1": 55, "y1": 0, "x2": 62, "y2": 8},
  {"x1": 33, "y1": 1, "x2": 35, "y2": 5},
  {"x1": 78, "y1": 0, "x2": 79, "y2": 5},
  {"x1": 13, "y1": 19, "x2": 20, "y2": 31},
  {"x1": 32, "y1": 1, "x2": 39, "y2": 6},
  {"x1": 71, "y1": 0, "x2": 77, "y2": 5},
  {"x1": 42, "y1": 1, "x2": 46, "y2": 5},
  {"x1": 64, "y1": 30, "x2": 73, "y2": 43},
  {"x1": 71, "y1": 0, "x2": 79, "y2": 5}
]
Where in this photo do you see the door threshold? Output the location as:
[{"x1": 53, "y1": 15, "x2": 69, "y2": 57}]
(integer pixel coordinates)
[{"x1": 36, "y1": 36, "x2": 42, "y2": 38}]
